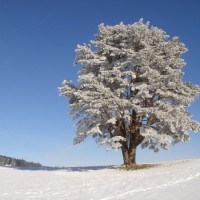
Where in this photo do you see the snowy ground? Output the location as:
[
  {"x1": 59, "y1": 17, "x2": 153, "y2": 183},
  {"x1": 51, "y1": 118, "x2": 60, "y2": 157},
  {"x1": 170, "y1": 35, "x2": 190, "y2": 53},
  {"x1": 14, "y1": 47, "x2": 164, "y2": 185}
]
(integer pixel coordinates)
[{"x1": 0, "y1": 159, "x2": 200, "y2": 200}]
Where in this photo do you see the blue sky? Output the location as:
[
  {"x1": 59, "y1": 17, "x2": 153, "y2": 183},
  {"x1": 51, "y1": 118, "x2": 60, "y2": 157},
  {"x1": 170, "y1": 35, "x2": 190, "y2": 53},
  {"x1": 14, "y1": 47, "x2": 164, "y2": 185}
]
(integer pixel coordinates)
[{"x1": 0, "y1": 0, "x2": 200, "y2": 167}]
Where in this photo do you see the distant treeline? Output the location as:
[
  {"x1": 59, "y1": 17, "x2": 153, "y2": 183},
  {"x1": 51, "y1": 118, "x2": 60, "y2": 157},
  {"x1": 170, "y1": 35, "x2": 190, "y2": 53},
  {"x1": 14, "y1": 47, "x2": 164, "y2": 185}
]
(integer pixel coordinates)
[{"x1": 0, "y1": 155, "x2": 42, "y2": 167}]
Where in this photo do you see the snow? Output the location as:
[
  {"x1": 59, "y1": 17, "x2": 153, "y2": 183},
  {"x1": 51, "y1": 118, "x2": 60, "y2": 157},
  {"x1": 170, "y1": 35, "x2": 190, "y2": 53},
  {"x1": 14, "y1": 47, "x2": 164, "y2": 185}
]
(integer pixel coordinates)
[{"x1": 0, "y1": 159, "x2": 200, "y2": 200}]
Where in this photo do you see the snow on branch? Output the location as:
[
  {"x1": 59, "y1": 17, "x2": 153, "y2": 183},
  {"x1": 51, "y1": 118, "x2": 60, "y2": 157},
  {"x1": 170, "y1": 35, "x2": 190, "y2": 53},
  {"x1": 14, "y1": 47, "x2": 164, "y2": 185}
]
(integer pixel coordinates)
[{"x1": 60, "y1": 19, "x2": 200, "y2": 156}]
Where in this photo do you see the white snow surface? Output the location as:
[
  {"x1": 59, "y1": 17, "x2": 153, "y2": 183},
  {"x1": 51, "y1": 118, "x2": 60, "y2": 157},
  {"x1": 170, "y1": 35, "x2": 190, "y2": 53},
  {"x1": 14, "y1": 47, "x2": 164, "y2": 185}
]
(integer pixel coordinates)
[{"x1": 0, "y1": 159, "x2": 200, "y2": 200}]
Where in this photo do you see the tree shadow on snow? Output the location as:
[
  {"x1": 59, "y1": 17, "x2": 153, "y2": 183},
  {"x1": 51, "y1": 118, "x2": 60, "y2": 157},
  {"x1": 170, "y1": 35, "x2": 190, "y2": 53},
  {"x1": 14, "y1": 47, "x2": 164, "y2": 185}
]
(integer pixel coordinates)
[{"x1": 11, "y1": 165, "x2": 115, "y2": 172}]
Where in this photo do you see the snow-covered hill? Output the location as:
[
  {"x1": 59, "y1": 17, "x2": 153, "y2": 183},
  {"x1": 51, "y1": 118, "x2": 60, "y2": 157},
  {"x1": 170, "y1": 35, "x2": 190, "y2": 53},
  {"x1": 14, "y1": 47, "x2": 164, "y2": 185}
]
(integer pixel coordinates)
[{"x1": 0, "y1": 159, "x2": 200, "y2": 200}]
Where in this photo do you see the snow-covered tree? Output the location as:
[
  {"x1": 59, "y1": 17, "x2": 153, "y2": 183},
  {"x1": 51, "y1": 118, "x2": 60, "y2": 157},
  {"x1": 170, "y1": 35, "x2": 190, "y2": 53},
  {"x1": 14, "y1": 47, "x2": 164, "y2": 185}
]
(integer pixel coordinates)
[{"x1": 60, "y1": 19, "x2": 200, "y2": 166}]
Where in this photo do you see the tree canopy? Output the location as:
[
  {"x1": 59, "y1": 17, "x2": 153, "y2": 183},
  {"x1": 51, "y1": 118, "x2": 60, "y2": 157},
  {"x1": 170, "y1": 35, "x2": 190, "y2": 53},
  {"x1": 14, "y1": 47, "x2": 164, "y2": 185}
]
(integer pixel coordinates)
[{"x1": 60, "y1": 19, "x2": 200, "y2": 166}]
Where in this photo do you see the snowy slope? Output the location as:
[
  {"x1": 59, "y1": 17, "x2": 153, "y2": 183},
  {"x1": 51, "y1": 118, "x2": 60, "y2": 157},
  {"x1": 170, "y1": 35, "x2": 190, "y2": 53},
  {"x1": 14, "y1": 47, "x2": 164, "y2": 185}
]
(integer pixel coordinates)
[{"x1": 0, "y1": 159, "x2": 200, "y2": 200}]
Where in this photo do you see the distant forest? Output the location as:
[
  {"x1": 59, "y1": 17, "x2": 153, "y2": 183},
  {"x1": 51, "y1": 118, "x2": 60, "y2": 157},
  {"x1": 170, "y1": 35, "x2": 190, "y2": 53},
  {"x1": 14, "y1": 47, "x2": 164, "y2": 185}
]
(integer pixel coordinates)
[{"x1": 0, "y1": 155, "x2": 42, "y2": 167}]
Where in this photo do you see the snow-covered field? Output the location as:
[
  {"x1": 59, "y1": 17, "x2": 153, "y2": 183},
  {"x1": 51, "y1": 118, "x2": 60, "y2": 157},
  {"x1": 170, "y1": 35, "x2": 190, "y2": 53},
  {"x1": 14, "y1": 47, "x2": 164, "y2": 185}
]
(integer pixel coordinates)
[{"x1": 0, "y1": 159, "x2": 200, "y2": 200}]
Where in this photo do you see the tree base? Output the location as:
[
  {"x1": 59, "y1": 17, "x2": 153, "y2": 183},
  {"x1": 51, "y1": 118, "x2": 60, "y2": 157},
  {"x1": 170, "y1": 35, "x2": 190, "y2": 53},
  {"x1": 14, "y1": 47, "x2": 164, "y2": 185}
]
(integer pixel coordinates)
[{"x1": 118, "y1": 164, "x2": 157, "y2": 170}]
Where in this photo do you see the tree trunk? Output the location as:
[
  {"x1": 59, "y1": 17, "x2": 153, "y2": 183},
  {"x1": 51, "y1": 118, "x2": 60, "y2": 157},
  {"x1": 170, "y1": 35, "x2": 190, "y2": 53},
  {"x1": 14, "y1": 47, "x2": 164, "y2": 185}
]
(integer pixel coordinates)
[
  {"x1": 121, "y1": 145, "x2": 137, "y2": 167},
  {"x1": 121, "y1": 133, "x2": 144, "y2": 167},
  {"x1": 122, "y1": 147, "x2": 129, "y2": 166},
  {"x1": 128, "y1": 145, "x2": 136, "y2": 166},
  {"x1": 116, "y1": 114, "x2": 144, "y2": 167}
]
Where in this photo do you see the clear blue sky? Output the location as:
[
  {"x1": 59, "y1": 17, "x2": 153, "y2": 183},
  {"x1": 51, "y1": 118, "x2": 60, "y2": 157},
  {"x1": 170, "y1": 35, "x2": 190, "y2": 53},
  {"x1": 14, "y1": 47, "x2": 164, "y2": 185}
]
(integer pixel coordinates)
[{"x1": 0, "y1": 0, "x2": 200, "y2": 167}]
